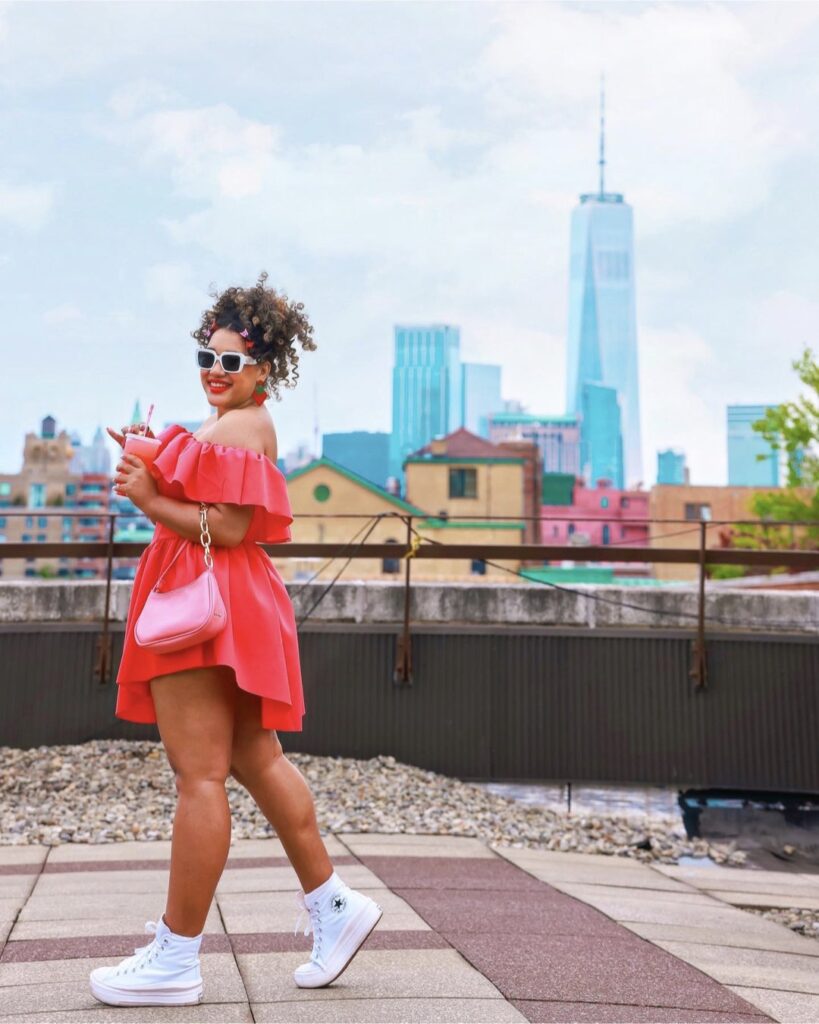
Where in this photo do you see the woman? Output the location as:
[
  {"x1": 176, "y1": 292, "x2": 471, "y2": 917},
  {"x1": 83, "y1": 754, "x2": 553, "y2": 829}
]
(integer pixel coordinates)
[{"x1": 89, "y1": 273, "x2": 382, "y2": 1007}]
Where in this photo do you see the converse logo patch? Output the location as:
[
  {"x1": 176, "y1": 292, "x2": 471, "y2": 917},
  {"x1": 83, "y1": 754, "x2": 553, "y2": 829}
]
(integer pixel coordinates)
[{"x1": 330, "y1": 893, "x2": 347, "y2": 914}]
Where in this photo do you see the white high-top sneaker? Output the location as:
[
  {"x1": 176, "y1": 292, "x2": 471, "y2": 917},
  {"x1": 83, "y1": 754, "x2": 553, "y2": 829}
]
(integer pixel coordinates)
[
  {"x1": 293, "y1": 871, "x2": 383, "y2": 988},
  {"x1": 89, "y1": 913, "x2": 204, "y2": 1006}
]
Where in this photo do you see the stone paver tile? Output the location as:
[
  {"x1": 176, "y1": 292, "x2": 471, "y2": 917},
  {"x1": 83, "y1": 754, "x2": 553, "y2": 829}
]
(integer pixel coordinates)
[
  {"x1": 253, "y1": 997, "x2": 527, "y2": 1022},
  {"x1": 657, "y1": 865, "x2": 819, "y2": 889},
  {"x1": 0, "y1": 897, "x2": 23, "y2": 917},
  {"x1": 493, "y1": 849, "x2": 658, "y2": 868},
  {"x1": 393, "y1": 887, "x2": 623, "y2": 939},
  {"x1": 0, "y1": 876, "x2": 36, "y2": 899},
  {"x1": 673, "y1": 877, "x2": 819, "y2": 898},
  {"x1": 0, "y1": 847, "x2": 47, "y2": 868},
  {"x1": 8, "y1": 906, "x2": 224, "y2": 941},
  {"x1": 0, "y1": 953, "x2": 245, "y2": 1001},
  {"x1": 215, "y1": 864, "x2": 385, "y2": 894},
  {"x1": 237, "y1": 949, "x2": 504, "y2": 1002},
  {"x1": 338, "y1": 835, "x2": 495, "y2": 858},
  {"x1": 30, "y1": 871, "x2": 169, "y2": 896},
  {"x1": 622, "y1": 920, "x2": 819, "y2": 957},
  {"x1": 729, "y1": 985, "x2": 819, "y2": 1024},
  {"x1": 656, "y1": 940, "x2": 819, "y2": 996},
  {"x1": 711, "y1": 891, "x2": 819, "y2": 911},
  {"x1": 511, "y1": 1000, "x2": 770, "y2": 1022},
  {"x1": 218, "y1": 888, "x2": 428, "y2": 933},
  {"x1": 443, "y1": 931, "x2": 766, "y2": 1014},
  {"x1": 358, "y1": 856, "x2": 544, "y2": 892},
  {"x1": 555, "y1": 883, "x2": 715, "y2": 906},
  {"x1": 0, "y1": 1005, "x2": 252, "y2": 1022},
  {"x1": 19, "y1": 893, "x2": 214, "y2": 922},
  {"x1": 225, "y1": 836, "x2": 348, "y2": 858},
  {"x1": 561, "y1": 893, "x2": 751, "y2": 928},
  {"x1": 493, "y1": 847, "x2": 696, "y2": 893},
  {"x1": 47, "y1": 842, "x2": 175, "y2": 863}
]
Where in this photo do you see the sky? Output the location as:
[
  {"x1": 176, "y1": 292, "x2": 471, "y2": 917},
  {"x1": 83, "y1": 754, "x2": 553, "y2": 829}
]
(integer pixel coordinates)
[{"x1": 1, "y1": 0, "x2": 818, "y2": 485}]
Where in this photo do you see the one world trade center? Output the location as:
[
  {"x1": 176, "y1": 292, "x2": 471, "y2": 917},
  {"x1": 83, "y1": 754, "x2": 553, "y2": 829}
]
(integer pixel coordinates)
[{"x1": 565, "y1": 83, "x2": 643, "y2": 488}]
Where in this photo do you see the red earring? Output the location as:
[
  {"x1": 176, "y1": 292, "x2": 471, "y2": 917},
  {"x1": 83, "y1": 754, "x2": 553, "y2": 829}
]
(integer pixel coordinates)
[{"x1": 253, "y1": 382, "x2": 268, "y2": 406}]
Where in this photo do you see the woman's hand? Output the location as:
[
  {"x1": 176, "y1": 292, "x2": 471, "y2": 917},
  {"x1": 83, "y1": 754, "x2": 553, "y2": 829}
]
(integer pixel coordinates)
[
  {"x1": 106, "y1": 423, "x2": 156, "y2": 448},
  {"x1": 114, "y1": 452, "x2": 159, "y2": 512}
]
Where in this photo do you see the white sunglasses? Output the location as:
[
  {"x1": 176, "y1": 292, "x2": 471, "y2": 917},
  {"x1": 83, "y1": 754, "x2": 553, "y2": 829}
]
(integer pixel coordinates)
[{"x1": 196, "y1": 348, "x2": 258, "y2": 374}]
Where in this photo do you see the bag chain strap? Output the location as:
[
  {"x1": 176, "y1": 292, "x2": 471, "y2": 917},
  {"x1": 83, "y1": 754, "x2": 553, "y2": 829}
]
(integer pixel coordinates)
[
  {"x1": 152, "y1": 502, "x2": 214, "y2": 592},
  {"x1": 199, "y1": 502, "x2": 213, "y2": 570}
]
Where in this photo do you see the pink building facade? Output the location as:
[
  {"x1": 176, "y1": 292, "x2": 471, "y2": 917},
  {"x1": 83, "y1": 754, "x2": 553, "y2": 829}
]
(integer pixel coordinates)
[{"x1": 540, "y1": 479, "x2": 649, "y2": 547}]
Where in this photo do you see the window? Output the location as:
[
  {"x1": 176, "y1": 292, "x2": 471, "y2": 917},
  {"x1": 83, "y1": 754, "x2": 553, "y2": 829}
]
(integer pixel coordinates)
[
  {"x1": 567, "y1": 523, "x2": 575, "y2": 536},
  {"x1": 684, "y1": 503, "x2": 712, "y2": 521},
  {"x1": 0, "y1": 517, "x2": 5, "y2": 528},
  {"x1": 36, "y1": 533, "x2": 47, "y2": 542},
  {"x1": 470, "y1": 559, "x2": 487, "y2": 575},
  {"x1": 313, "y1": 483, "x2": 331, "y2": 502},
  {"x1": 62, "y1": 533, "x2": 72, "y2": 543},
  {"x1": 66, "y1": 484, "x2": 76, "y2": 496},
  {"x1": 621, "y1": 527, "x2": 626, "y2": 539},
  {"x1": 0, "y1": 482, "x2": 10, "y2": 496},
  {"x1": 79, "y1": 518, "x2": 100, "y2": 527},
  {"x1": 63, "y1": 517, "x2": 72, "y2": 529},
  {"x1": 29, "y1": 483, "x2": 46, "y2": 508},
  {"x1": 600, "y1": 496, "x2": 609, "y2": 509},
  {"x1": 621, "y1": 497, "x2": 630, "y2": 509},
  {"x1": 381, "y1": 537, "x2": 400, "y2": 575},
  {"x1": 25, "y1": 516, "x2": 33, "y2": 528},
  {"x1": 37, "y1": 516, "x2": 47, "y2": 528},
  {"x1": 449, "y1": 467, "x2": 477, "y2": 498},
  {"x1": 602, "y1": 524, "x2": 610, "y2": 545},
  {"x1": 22, "y1": 533, "x2": 32, "y2": 542}
]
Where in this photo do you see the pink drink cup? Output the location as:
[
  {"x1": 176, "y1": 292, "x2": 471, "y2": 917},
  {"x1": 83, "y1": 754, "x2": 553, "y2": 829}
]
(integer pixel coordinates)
[{"x1": 123, "y1": 432, "x2": 162, "y2": 468}]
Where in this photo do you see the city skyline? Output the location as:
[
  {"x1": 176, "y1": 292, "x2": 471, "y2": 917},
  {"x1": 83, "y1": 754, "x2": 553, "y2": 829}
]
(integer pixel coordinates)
[{"x1": 1, "y1": 3, "x2": 817, "y2": 486}]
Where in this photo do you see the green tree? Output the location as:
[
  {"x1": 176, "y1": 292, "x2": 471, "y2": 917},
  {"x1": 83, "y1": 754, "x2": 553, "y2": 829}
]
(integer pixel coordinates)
[{"x1": 751, "y1": 346, "x2": 819, "y2": 544}]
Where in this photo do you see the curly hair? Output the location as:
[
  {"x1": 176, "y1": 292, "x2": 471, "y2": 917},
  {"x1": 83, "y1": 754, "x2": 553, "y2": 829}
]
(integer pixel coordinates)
[{"x1": 192, "y1": 271, "x2": 317, "y2": 401}]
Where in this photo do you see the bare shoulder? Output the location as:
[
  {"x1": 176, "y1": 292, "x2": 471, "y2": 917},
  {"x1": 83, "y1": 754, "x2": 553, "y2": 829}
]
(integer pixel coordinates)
[{"x1": 205, "y1": 408, "x2": 278, "y2": 461}]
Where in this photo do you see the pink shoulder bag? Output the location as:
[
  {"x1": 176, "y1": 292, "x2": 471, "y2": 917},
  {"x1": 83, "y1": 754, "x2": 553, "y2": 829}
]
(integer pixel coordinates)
[{"x1": 134, "y1": 503, "x2": 227, "y2": 653}]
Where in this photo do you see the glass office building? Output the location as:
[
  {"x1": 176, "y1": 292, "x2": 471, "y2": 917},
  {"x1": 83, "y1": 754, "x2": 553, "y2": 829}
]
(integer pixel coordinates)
[
  {"x1": 657, "y1": 449, "x2": 687, "y2": 485},
  {"x1": 581, "y1": 382, "x2": 624, "y2": 489},
  {"x1": 727, "y1": 405, "x2": 779, "y2": 486},
  {"x1": 390, "y1": 324, "x2": 462, "y2": 484},
  {"x1": 462, "y1": 363, "x2": 502, "y2": 439}
]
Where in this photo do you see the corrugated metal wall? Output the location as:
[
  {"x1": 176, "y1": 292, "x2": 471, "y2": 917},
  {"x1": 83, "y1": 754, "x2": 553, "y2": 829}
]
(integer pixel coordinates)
[{"x1": 1, "y1": 624, "x2": 817, "y2": 790}]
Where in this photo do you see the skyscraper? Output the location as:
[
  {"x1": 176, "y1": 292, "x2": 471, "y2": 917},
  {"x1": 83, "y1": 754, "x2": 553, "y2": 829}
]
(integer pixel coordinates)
[
  {"x1": 566, "y1": 81, "x2": 642, "y2": 487},
  {"x1": 657, "y1": 449, "x2": 688, "y2": 485},
  {"x1": 390, "y1": 324, "x2": 462, "y2": 484},
  {"x1": 727, "y1": 405, "x2": 779, "y2": 486},
  {"x1": 462, "y1": 363, "x2": 502, "y2": 439},
  {"x1": 581, "y1": 382, "x2": 624, "y2": 488}
]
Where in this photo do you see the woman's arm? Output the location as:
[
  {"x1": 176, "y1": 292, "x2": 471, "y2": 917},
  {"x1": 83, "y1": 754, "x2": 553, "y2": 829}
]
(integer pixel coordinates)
[
  {"x1": 116, "y1": 448, "x2": 254, "y2": 548},
  {"x1": 144, "y1": 493, "x2": 253, "y2": 549}
]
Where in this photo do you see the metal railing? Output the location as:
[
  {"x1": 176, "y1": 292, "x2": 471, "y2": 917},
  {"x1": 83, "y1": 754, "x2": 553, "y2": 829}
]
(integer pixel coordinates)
[{"x1": 2, "y1": 510, "x2": 818, "y2": 690}]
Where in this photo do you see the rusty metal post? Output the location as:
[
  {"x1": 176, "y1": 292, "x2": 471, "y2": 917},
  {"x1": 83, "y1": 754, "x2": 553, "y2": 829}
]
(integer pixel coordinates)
[
  {"x1": 689, "y1": 519, "x2": 708, "y2": 691},
  {"x1": 393, "y1": 515, "x2": 414, "y2": 686},
  {"x1": 94, "y1": 513, "x2": 116, "y2": 684}
]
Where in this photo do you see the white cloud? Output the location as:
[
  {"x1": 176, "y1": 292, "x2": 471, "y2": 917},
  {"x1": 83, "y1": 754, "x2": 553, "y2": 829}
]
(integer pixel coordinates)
[
  {"x1": 108, "y1": 79, "x2": 179, "y2": 119},
  {"x1": 144, "y1": 262, "x2": 204, "y2": 309},
  {"x1": 0, "y1": 180, "x2": 55, "y2": 231}
]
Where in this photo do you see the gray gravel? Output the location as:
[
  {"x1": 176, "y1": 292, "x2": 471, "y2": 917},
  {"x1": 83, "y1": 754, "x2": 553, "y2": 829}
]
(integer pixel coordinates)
[
  {"x1": 1, "y1": 740, "x2": 747, "y2": 866},
  {"x1": 746, "y1": 906, "x2": 819, "y2": 942}
]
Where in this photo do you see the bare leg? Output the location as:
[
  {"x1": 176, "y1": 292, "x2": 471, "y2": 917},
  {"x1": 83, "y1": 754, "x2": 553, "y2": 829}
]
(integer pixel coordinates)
[
  {"x1": 150, "y1": 666, "x2": 237, "y2": 936},
  {"x1": 229, "y1": 685, "x2": 333, "y2": 893}
]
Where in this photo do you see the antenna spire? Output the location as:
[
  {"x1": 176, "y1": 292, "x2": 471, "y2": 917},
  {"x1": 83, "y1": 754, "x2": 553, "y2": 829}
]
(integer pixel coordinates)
[{"x1": 598, "y1": 73, "x2": 606, "y2": 196}]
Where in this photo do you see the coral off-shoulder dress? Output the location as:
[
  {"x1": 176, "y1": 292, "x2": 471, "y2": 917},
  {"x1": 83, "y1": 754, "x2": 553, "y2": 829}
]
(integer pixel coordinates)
[{"x1": 115, "y1": 423, "x2": 304, "y2": 732}]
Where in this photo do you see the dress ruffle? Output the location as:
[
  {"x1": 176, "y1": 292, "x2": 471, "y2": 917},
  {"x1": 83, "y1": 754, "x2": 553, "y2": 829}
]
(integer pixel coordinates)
[
  {"x1": 115, "y1": 422, "x2": 304, "y2": 732},
  {"x1": 149, "y1": 424, "x2": 292, "y2": 544}
]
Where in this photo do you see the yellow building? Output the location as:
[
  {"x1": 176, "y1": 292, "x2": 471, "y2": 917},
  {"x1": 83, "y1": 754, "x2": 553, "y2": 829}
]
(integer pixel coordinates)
[{"x1": 281, "y1": 429, "x2": 531, "y2": 583}]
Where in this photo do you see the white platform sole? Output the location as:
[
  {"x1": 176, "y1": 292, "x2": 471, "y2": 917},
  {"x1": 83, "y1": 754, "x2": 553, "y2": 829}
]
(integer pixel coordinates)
[
  {"x1": 294, "y1": 899, "x2": 384, "y2": 988},
  {"x1": 89, "y1": 969, "x2": 204, "y2": 1007}
]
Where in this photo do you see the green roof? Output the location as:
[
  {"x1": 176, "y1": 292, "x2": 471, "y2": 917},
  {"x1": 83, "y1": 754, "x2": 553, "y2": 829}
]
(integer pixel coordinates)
[
  {"x1": 541, "y1": 472, "x2": 576, "y2": 505},
  {"x1": 416, "y1": 519, "x2": 525, "y2": 530},
  {"x1": 405, "y1": 456, "x2": 524, "y2": 465},
  {"x1": 286, "y1": 457, "x2": 427, "y2": 515},
  {"x1": 491, "y1": 412, "x2": 577, "y2": 426}
]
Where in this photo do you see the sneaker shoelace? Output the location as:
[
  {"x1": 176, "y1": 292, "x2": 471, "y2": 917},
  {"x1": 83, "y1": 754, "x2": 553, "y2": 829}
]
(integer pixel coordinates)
[
  {"x1": 114, "y1": 920, "x2": 169, "y2": 976},
  {"x1": 293, "y1": 892, "x2": 324, "y2": 966}
]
